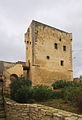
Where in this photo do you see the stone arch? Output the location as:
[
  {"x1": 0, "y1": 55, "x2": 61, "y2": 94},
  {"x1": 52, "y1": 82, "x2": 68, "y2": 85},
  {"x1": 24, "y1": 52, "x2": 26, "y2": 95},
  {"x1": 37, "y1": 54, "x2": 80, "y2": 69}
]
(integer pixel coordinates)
[{"x1": 10, "y1": 74, "x2": 18, "y2": 83}]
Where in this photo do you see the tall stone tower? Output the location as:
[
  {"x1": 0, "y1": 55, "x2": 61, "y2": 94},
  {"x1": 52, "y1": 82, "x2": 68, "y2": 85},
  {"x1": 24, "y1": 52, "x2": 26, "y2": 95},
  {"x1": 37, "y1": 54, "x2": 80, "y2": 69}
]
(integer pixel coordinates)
[{"x1": 24, "y1": 20, "x2": 73, "y2": 86}]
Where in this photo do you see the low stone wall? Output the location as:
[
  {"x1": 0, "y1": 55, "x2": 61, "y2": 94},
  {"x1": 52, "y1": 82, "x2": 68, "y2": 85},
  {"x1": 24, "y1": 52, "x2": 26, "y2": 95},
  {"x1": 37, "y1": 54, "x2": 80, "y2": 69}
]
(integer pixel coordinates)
[{"x1": 5, "y1": 98, "x2": 82, "y2": 120}]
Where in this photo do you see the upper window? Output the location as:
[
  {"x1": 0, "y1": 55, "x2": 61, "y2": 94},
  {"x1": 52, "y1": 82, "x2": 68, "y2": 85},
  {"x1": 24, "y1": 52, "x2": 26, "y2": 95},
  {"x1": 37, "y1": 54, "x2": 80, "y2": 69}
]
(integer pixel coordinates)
[
  {"x1": 70, "y1": 39, "x2": 72, "y2": 41},
  {"x1": 59, "y1": 38, "x2": 61, "y2": 41},
  {"x1": 46, "y1": 56, "x2": 50, "y2": 60},
  {"x1": 63, "y1": 46, "x2": 66, "y2": 51},
  {"x1": 60, "y1": 60, "x2": 64, "y2": 66},
  {"x1": 27, "y1": 41, "x2": 29, "y2": 44},
  {"x1": 54, "y1": 43, "x2": 58, "y2": 49}
]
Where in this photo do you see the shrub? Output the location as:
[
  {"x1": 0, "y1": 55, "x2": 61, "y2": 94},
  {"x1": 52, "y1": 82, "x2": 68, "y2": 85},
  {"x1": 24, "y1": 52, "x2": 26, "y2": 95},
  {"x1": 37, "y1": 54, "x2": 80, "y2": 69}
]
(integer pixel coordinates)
[
  {"x1": 75, "y1": 92, "x2": 82, "y2": 112},
  {"x1": 52, "y1": 80, "x2": 66, "y2": 89},
  {"x1": 10, "y1": 77, "x2": 33, "y2": 103},
  {"x1": 52, "y1": 91, "x2": 64, "y2": 99},
  {"x1": 62, "y1": 87, "x2": 82, "y2": 102},
  {"x1": 11, "y1": 86, "x2": 33, "y2": 103},
  {"x1": 32, "y1": 85, "x2": 53, "y2": 101},
  {"x1": 10, "y1": 76, "x2": 32, "y2": 92},
  {"x1": 10, "y1": 78, "x2": 55, "y2": 103},
  {"x1": 52, "y1": 80, "x2": 82, "y2": 89}
]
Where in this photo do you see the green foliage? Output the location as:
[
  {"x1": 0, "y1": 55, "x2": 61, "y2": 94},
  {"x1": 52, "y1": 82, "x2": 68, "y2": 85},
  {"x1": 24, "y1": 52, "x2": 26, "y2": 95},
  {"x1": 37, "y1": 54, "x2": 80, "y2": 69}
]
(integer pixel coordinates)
[
  {"x1": 52, "y1": 91, "x2": 64, "y2": 99},
  {"x1": 75, "y1": 92, "x2": 82, "y2": 112},
  {"x1": 52, "y1": 80, "x2": 82, "y2": 89},
  {"x1": 52, "y1": 80, "x2": 66, "y2": 89},
  {"x1": 10, "y1": 78, "x2": 54, "y2": 103},
  {"x1": 10, "y1": 77, "x2": 33, "y2": 103},
  {"x1": 10, "y1": 76, "x2": 82, "y2": 104},
  {"x1": 12, "y1": 86, "x2": 33, "y2": 103},
  {"x1": 62, "y1": 87, "x2": 82, "y2": 102},
  {"x1": 32, "y1": 85, "x2": 53, "y2": 101},
  {"x1": 10, "y1": 76, "x2": 32, "y2": 91}
]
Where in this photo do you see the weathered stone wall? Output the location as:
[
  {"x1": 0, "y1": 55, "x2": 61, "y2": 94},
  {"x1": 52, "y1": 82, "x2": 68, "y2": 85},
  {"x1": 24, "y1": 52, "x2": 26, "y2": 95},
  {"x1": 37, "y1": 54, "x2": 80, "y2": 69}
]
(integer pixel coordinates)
[
  {"x1": 73, "y1": 78, "x2": 82, "y2": 82},
  {"x1": 2, "y1": 64, "x2": 23, "y2": 95},
  {"x1": 25, "y1": 20, "x2": 73, "y2": 86},
  {"x1": 0, "y1": 80, "x2": 6, "y2": 119},
  {"x1": 5, "y1": 99, "x2": 82, "y2": 120},
  {"x1": 3, "y1": 64, "x2": 23, "y2": 87},
  {"x1": 0, "y1": 61, "x2": 24, "y2": 95}
]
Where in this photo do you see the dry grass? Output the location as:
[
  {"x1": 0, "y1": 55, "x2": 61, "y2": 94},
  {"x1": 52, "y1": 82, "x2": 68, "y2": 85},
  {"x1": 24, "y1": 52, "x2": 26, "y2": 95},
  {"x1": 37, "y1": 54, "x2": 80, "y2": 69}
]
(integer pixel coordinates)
[{"x1": 37, "y1": 99, "x2": 81, "y2": 114}]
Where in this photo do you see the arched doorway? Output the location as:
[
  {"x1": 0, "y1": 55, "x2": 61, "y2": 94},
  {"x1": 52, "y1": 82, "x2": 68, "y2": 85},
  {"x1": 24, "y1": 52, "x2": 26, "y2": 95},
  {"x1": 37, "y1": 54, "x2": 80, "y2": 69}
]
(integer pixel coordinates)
[{"x1": 10, "y1": 74, "x2": 18, "y2": 83}]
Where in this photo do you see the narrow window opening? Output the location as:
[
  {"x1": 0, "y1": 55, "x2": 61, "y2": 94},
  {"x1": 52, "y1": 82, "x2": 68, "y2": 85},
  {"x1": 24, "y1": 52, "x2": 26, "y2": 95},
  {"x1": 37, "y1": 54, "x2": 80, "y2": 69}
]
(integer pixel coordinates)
[
  {"x1": 60, "y1": 60, "x2": 64, "y2": 66},
  {"x1": 59, "y1": 38, "x2": 61, "y2": 41},
  {"x1": 24, "y1": 40, "x2": 26, "y2": 43},
  {"x1": 54, "y1": 43, "x2": 58, "y2": 49},
  {"x1": 27, "y1": 41, "x2": 29, "y2": 44},
  {"x1": 35, "y1": 31, "x2": 38, "y2": 34},
  {"x1": 63, "y1": 46, "x2": 66, "y2": 51},
  {"x1": 46, "y1": 56, "x2": 50, "y2": 60},
  {"x1": 70, "y1": 39, "x2": 72, "y2": 41}
]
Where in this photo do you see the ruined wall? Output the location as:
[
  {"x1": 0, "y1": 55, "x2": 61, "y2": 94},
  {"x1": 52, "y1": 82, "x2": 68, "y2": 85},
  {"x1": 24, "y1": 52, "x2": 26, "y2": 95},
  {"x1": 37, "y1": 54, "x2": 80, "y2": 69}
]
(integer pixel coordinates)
[
  {"x1": 3, "y1": 64, "x2": 23, "y2": 95},
  {"x1": 6, "y1": 64, "x2": 23, "y2": 77},
  {"x1": 0, "y1": 61, "x2": 15, "y2": 75},
  {"x1": 73, "y1": 78, "x2": 82, "y2": 82},
  {"x1": 3, "y1": 64, "x2": 23, "y2": 87},
  {"x1": 0, "y1": 61, "x2": 15, "y2": 69},
  {"x1": 5, "y1": 99, "x2": 82, "y2": 120},
  {"x1": 0, "y1": 62, "x2": 4, "y2": 74},
  {"x1": 25, "y1": 21, "x2": 73, "y2": 86}
]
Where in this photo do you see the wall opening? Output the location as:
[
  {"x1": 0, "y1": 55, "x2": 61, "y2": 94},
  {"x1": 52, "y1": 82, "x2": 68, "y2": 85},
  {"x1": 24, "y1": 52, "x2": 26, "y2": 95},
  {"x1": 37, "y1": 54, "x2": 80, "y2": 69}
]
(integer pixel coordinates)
[
  {"x1": 54, "y1": 43, "x2": 58, "y2": 49},
  {"x1": 70, "y1": 39, "x2": 72, "y2": 41},
  {"x1": 27, "y1": 41, "x2": 29, "y2": 44},
  {"x1": 60, "y1": 60, "x2": 64, "y2": 66},
  {"x1": 46, "y1": 56, "x2": 50, "y2": 60},
  {"x1": 63, "y1": 46, "x2": 66, "y2": 51},
  {"x1": 10, "y1": 74, "x2": 18, "y2": 83},
  {"x1": 59, "y1": 38, "x2": 61, "y2": 41}
]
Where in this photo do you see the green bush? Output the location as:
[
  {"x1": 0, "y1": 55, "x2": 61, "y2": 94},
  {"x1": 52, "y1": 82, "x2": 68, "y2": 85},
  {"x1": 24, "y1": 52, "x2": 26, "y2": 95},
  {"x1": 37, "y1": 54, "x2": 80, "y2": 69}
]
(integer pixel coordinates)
[
  {"x1": 12, "y1": 86, "x2": 33, "y2": 103},
  {"x1": 75, "y1": 92, "x2": 82, "y2": 112},
  {"x1": 62, "y1": 87, "x2": 82, "y2": 102},
  {"x1": 10, "y1": 78, "x2": 55, "y2": 103},
  {"x1": 10, "y1": 76, "x2": 32, "y2": 91},
  {"x1": 11, "y1": 77, "x2": 82, "y2": 103},
  {"x1": 32, "y1": 85, "x2": 53, "y2": 101},
  {"x1": 52, "y1": 80, "x2": 82, "y2": 89},
  {"x1": 10, "y1": 77, "x2": 33, "y2": 103},
  {"x1": 52, "y1": 91, "x2": 64, "y2": 99},
  {"x1": 52, "y1": 80, "x2": 66, "y2": 89}
]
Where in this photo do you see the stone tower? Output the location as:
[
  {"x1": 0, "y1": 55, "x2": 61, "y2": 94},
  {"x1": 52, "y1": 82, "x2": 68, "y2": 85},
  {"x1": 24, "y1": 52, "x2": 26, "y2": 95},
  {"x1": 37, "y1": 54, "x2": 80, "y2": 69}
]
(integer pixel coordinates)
[{"x1": 24, "y1": 20, "x2": 73, "y2": 86}]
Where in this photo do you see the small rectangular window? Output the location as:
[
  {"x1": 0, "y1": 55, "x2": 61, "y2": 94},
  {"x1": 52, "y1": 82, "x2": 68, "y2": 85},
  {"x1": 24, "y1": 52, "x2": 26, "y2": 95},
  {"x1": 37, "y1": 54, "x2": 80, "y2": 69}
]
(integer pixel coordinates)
[
  {"x1": 46, "y1": 56, "x2": 50, "y2": 60},
  {"x1": 54, "y1": 43, "x2": 58, "y2": 49},
  {"x1": 59, "y1": 38, "x2": 61, "y2": 41},
  {"x1": 70, "y1": 39, "x2": 72, "y2": 41},
  {"x1": 27, "y1": 41, "x2": 29, "y2": 44},
  {"x1": 60, "y1": 60, "x2": 64, "y2": 66},
  {"x1": 63, "y1": 46, "x2": 66, "y2": 51}
]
